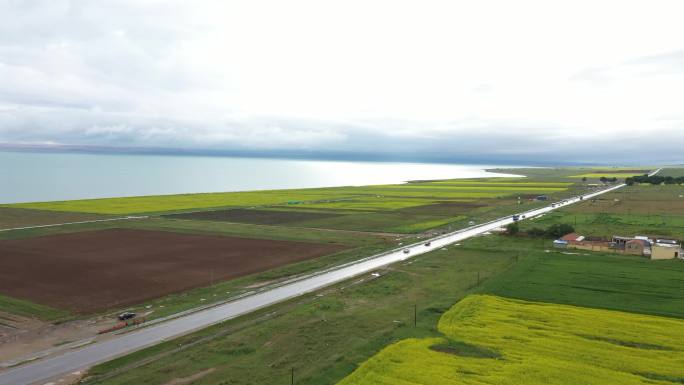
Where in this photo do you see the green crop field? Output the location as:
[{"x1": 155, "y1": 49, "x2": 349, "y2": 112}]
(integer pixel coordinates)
[
  {"x1": 569, "y1": 173, "x2": 643, "y2": 178},
  {"x1": 659, "y1": 168, "x2": 684, "y2": 177},
  {"x1": 338, "y1": 295, "x2": 684, "y2": 385},
  {"x1": 486, "y1": 167, "x2": 651, "y2": 181},
  {"x1": 4, "y1": 190, "x2": 344, "y2": 215},
  {"x1": 520, "y1": 184, "x2": 684, "y2": 239},
  {"x1": 471, "y1": 236, "x2": 684, "y2": 318}
]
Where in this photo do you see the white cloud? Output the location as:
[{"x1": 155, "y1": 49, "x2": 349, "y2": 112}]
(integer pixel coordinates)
[{"x1": 0, "y1": 0, "x2": 683, "y2": 163}]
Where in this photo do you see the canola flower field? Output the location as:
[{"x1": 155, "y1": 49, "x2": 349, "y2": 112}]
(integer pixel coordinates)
[{"x1": 339, "y1": 295, "x2": 684, "y2": 385}]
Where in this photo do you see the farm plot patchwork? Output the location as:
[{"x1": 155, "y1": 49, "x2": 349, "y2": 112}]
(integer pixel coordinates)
[
  {"x1": 339, "y1": 295, "x2": 684, "y2": 385},
  {"x1": 165, "y1": 208, "x2": 343, "y2": 225},
  {"x1": 523, "y1": 185, "x2": 684, "y2": 239},
  {"x1": 5, "y1": 180, "x2": 573, "y2": 215},
  {"x1": 5, "y1": 190, "x2": 347, "y2": 215},
  {"x1": 4, "y1": 179, "x2": 577, "y2": 235},
  {"x1": 0, "y1": 228, "x2": 347, "y2": 313}
]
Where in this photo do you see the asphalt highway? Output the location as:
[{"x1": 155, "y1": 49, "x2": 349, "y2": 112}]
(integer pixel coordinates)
[{"x1": 0, "y1": 183, "x2": 628, "y2": 385}]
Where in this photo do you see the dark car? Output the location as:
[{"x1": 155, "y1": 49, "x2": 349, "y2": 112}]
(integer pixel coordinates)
[
  {"x1": 118, "y1": 312, "x2": 136, "y2": 321},
  {"x1": 424, "y1": 242, "x2": 431, "y2": 246}
]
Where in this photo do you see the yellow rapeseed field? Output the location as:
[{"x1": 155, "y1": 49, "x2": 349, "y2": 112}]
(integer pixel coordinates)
[{"x1": 339, "y1": 295, "x2": 684, "y2": 385}]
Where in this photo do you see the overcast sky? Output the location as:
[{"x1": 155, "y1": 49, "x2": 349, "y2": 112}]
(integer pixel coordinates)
[{"x1": 1, "y1": 0, "x2": 683, "y2": 164}]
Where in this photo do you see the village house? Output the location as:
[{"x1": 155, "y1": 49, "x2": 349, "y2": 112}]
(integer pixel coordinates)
[
  {"x1": 556, "y1": 233, "x2": 681, "y2": 260},
  {"x1": 625, "y1": 239, "x2": 651, "y2": 257},
  {"x1": 652, "y1": 239, "x2": 682, "y2": 260}
]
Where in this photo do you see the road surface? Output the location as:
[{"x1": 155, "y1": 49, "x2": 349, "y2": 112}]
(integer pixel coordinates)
[{"x1": 0, "y1": 183, "x2": 628, "y2": 385}]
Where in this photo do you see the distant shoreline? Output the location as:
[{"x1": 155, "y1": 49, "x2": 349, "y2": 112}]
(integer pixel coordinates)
[{"x1": 0, "y1": 143, "x2": 598, "y2": 167}]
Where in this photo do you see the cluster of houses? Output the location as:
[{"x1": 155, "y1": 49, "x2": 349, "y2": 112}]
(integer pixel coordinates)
[{"x1": 554, "y1": 233, "x2": 682, "y2": 260}]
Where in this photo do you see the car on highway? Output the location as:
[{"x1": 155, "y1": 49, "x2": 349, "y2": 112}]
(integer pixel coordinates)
[
  {"x1": 424, "y1": 242, "x2": 431, "y2": 246},
  {"x1": 512, "y1": 214, "x2": 520, "y2": 221},
  {"x1": 403, "y1": 248, "x2": 410, "y2": 254},
  {"x1": 117, "y1": 312, "x2": 136, "y2": 321}
]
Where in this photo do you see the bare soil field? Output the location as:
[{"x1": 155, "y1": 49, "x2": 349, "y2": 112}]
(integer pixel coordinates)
[
  {"x1": 165, "y1": 208, "x2": 343, "y2": 225},
  {"x1": 0, "y1": 229, "x2": 347, "y2": 313},
  {"x1": 0, "y1": 207, "x2": 110, "y2": 230}
]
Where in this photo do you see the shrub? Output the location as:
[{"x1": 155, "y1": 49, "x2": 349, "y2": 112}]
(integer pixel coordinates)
[
  {"x1": 505, "y1": 223, "x2": 519, "y2": 235},
  {"x1": 546, "y1": 223, "x2": 575, "y2": 238},
  {"x1": 527, "y1": 227, "x2": 546, "y2": 237}
]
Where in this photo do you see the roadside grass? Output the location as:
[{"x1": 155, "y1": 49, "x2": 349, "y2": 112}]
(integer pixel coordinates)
[
  {"x1": 338, "y1": 295, "x2": 684, "y2": 385},
  {"x1": 113, "y1": 242, "x2": 397, "y2": 322},
  {"x1": 83, "y1": 248, "x2": 514, "y2": 385},
  {"x1": 0, "y1": 294, "x2": 71, "y2": 322}
]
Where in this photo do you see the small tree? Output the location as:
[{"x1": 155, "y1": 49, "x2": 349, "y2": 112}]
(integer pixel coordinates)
[
  {"x1": 505, "y1": 222, "x2": 519, "y2": 235},
  {"x1": 581, "y1": 177, "x2": 587, "y2": 182}
]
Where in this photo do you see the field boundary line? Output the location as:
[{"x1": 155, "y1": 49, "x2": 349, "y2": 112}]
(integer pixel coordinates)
[{"x1": 0, "y1": 216, "x2": 149, "y2": 232}]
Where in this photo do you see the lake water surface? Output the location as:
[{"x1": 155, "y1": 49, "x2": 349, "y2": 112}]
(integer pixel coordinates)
[{"x1": 0, "y1": 151, "x2": 521, "y2": 204}]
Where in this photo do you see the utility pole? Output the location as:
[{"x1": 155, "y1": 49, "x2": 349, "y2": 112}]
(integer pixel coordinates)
[{"x1": 291, "y1": 367, "x2": 294, "y2": 385}]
